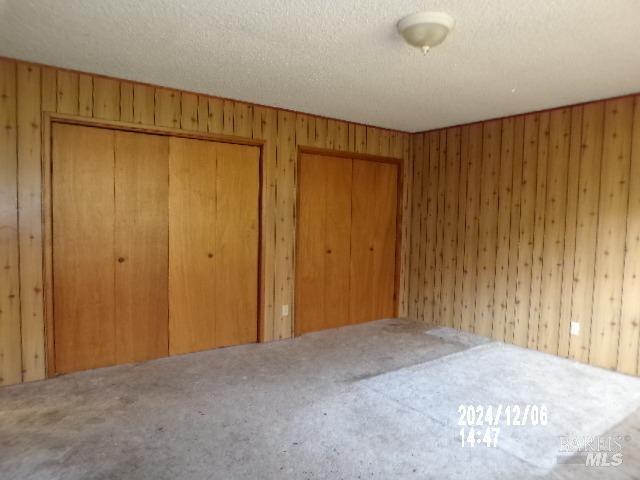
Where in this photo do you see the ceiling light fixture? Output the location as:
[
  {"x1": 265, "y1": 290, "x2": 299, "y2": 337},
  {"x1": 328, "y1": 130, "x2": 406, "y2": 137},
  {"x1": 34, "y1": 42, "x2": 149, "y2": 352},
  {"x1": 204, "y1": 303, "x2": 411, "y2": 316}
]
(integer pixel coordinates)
[{"x1": 397, "y1": 12, "x2": 455, "y2": 55}]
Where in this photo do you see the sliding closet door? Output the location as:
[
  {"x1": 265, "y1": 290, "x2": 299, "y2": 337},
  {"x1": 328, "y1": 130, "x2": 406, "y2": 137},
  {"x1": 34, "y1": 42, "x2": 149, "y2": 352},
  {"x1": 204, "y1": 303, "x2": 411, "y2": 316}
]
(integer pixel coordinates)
[
  {"x1": 169, "y1": 139, "x2": 259, "y2": 353},
  {"x1": 52, "y1": 124, "x2": 116, "y2": 373},
  {"x1": 215, "y1": 144, "x2": 260, "y2": 347},
  {"x1": 168, "y1": 138, "x2": 218, "y2": 354},
  {"x1": 349, "y1": 160, "x2": 398, "y2": 324},
  {"x1": 295, "y1": 154, "x2": 352, "y2": 335},
  {"x1": 114, "y1": 131, "x2": 169, "y2": 363}
]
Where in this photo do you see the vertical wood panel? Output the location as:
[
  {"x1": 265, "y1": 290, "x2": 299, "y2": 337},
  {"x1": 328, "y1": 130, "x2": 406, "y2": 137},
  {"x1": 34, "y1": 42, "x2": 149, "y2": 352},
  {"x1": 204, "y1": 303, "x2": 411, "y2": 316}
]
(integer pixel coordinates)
[
  {"x1": 423, "y1": 132, "x2": 440, "y2": 324},
  {"x1": 475, "y1": 120, "x2": 501, "y2": 337},
  {"x1": 619, "y1": 96, "x2": 640, "y2": 375},
  {"x1": 41, "y1": 67, "x2": 57, "y2": 112},
  {"x1": 155, "y1": 88, "x2": 180, "y2": 128},
  {"x1": 233, "y1": 103, "x2": 253, "y2": 138},
  {"x1": 0, "y1": 60, "x2": 21, "y2": 385},
  {"x1": 493, "y1": 118, "x2": 514, "y2": 341},
  {"x1": 133, "y1": 84, "x2": 155, "y2": 125},
  {"x1": 119, "y1": 81, "x2": 134, "y2": 122},
  {"x1": 56, "y1": 71, "x2": 78, "y2": 115},
  {"x1": 93, "y1": 77, "x2": 120, "y2": 120},
  {"x1": 513, "y1": 114, "x2": 540, "y2": 346},
  {"x1": 409, "y1": 134, "x2": 424, "y2": 320},
  {"x1": 557, "y1": 106, "x2": 583, "y2": 357},
  {"x1": 275, "y1": 111, "x2": 295, "y2": 339},
  {"x1": 440, "y1": 128, "x2": 461, "y2": 327},
  {"x1": 208, "y1": 98, "x2": 224, "y2": 134},
  {"x1": 590, "y1": 97, "x2": 634, "y2": 369},
  {"x1": 538, "y1": 108, "x2": 572, "y2": 354},
  {"x1": 460, "y1": 124, "x2": 483, "y2": 332},
  {"x1": 180, "y1": 92, "x2": 198, "y2": 131},
  {"x1": 569, "y1": 103, "x2": 604, "y2": 362},
  {"x1": 399, "y1": 133, "x2": 413, "y2": 317},
  {"x1": 197, "y1": 96, "x2": 208, "y2": 132},
  {"x1": 453, "y1": 126, "x2": 469, "y2": 330},
  {"x1": 78, "y1": 74, "x2": 93, "y2": 117},
  {"x1": 223, "y1": 100, "x2": 234, "y2": 135},
  {"x1": 433, "y1": 131, "x2": 447, "y2": 323},
  {"x1": 17, "y1": 64, "x2": 45, "y2": 382},
  {"x1": 504, "y1": 116, "x2": 525, "y2": 343},
  {"x1": 527, "y1": 112, "x2": 550, "y2": 349}
]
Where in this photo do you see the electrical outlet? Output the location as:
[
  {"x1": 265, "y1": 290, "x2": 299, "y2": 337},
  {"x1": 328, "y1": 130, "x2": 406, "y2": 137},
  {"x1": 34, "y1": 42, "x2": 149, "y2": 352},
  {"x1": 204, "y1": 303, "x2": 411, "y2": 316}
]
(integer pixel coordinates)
[
  {"x1": 282, "y1": 305, "x2": 289, "y2": 317},
  {"x1": 570, "y1": 321, "x2": 580, "y2": 336}
]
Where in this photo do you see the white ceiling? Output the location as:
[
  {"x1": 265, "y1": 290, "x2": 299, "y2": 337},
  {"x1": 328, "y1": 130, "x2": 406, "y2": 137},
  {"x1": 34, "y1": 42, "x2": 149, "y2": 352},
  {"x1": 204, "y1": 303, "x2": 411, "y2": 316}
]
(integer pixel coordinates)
[{"x1": 1, "y1": 0, "x2": 639, "y2": 132}]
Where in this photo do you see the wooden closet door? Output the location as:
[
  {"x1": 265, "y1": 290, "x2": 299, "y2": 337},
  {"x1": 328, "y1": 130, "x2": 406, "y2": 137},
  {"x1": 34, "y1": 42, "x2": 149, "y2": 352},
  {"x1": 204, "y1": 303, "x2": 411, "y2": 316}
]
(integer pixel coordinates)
[
  {"x1": 114, "y1": 131, "x2": 169, "y2": 363},
  {"x1": 52, "y1": 124, "x2": 116, "y2": 373},
  {"x1": 349, "y1": 160, "x2": 398, "y2": 324},
  {"x1": 215, "y1": 143, "x2": 260, "y2": 347},
  {"x1": 168, "y1": 137, "x2": 218, "y2": 354},
  {"x1": 295, "y1": 154, "x2": 352, "y2": 335}
]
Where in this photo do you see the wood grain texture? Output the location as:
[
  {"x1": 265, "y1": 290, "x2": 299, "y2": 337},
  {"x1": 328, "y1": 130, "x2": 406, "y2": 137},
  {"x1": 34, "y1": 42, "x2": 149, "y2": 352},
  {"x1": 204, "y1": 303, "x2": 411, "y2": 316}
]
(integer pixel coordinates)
[
  {"x1": 569, "y1": 103, "x2": 604, "y2": 363},
  {"x1": 475, "y1": 120, "x2": 501, "y2": 337},
  {"x1": 350, "y1": 160, "x2": 398, "y2": 324},
  {"x1": 295, "y1": 155, "x2": 352, "y2": 334},
  {"x1": 168, "y1": 137, "x2": 218, "y2": 355},
  {"x1": 527, "y1": 112, "x2": 550, "y2": 350},
  {"x1": 619, "y1": 95, "x2": 640, "y2": 375},
  {"x1": 0, "y1": 58, "x2": 437, "y2": 384},
  {"x1": 538, "y1": 108, "x2": 571, "y2": 354},
  {"x1": 52, "y1": 124, "x2": 116, "y2": 374},
  {"x1": 409, "y1": 96, "x2": 640, "y2": 375},
  {"x1": 440, "y1": 128, "x2": 460, "y2": 327},
  {"x1": 460, "y1": 124, "x2": 483, "y2": 332},
  {"x1": 214, "y1": 144, "x2": 260, "y2": 347},
  {"x1": 155, "y1": 88, "x2": 180, "y2": 128},
  {"x1": 93, "y1": 77, "x2": 120, "y2": 120},
  {"x1": 114, "y1": 131, "x2": 169, "y2": 363},
  {"x1": 17, "y1": 63, "x2": 45, "y2": 382},
  {"x1": 493, "y1": 118, "x2": 514, "y2": 341},
  {"x1": 589, "y1": 97, "x2": 634, "y2": 369},
  {"x1": 0, "y1": 60, "x2": 21, "y2": 385}
]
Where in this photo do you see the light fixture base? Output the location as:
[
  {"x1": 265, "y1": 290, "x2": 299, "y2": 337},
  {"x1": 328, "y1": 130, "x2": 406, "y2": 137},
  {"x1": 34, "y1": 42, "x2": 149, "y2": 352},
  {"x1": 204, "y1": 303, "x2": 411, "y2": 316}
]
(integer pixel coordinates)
[{"x1": 397, "y1": 11, "x2": 454, "y2": 53}]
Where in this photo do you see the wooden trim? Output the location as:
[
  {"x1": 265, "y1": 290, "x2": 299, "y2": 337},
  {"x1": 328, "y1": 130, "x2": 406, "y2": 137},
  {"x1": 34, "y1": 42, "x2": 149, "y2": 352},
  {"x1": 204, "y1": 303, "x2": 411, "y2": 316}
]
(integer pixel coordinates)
[
  {"x1": 44, "y1": 112, "x2": 265, "y2": 147},
  {"x1": 42, "y1": 113, "x2": 265, "y2": 377},
  {"x1": 298, "y1": 146, "x2": 402, "y2": 166},
  {"x1": 293, "y1": 148, "x2": 403, "y2": 335}
]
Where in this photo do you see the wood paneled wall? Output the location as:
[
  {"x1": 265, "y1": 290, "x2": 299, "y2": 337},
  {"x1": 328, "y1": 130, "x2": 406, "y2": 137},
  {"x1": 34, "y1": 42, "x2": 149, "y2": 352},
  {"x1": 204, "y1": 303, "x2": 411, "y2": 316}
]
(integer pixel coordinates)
[
  {"x1": 0, "y1": 58, "x2": 412, "y2": 386},
  {"x1": 408, "y1": 95, "x2": 640, "y2": 375}
]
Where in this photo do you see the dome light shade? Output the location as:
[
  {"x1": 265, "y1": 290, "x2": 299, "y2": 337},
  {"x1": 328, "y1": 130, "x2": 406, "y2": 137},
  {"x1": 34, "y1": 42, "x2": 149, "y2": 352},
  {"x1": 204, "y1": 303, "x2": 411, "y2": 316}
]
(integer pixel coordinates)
[{"x1": 397, "y1": 12, "x2": 455, "y2": 54}]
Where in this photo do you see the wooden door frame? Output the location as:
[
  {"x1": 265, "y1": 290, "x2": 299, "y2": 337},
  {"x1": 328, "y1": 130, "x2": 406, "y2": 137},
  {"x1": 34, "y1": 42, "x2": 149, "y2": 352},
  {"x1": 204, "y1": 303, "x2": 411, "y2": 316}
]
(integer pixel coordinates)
[
  {"x1": 294, "y1": 146, "x2": 404, "y2": 336},
  {"x1": 42, "y1": 112, "x2": 265, "y2": 377}
]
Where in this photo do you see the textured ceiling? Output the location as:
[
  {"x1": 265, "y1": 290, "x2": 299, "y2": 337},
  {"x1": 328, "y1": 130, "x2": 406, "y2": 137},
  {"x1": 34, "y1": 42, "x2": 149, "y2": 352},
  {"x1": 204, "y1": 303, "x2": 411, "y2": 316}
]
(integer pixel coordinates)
[{"x1": 1, "y1": 0, "x2": 639, "y2": 132}]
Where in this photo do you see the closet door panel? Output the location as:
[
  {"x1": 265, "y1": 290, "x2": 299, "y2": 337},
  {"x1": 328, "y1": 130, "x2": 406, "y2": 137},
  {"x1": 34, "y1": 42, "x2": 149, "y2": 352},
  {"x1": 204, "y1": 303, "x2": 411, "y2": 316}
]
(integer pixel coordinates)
[
  {"x1": 168, "y1": 137, "x2": 218, "y2": 355},
  {"x1": 322, "y1": 156, "x2": 353, "y2": 329},
  {"x1": 349, "y1": 160, "x2": 398, "y2": 324},
  {"x1": 295, "y1": 154, "x2": 327, "y2": 335},
  {"x1": 295, "y1": 155, "x2": 352, "y2": 335},
  {"x1": 215, "y1": 144, "x2": 260, "y2": 347},
  {"x1": 114, "y1": 131, "x2": 169, "y2": 363},
  {"x1": 52, "y1": 124, "x2": 116, "y2": 373}
]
